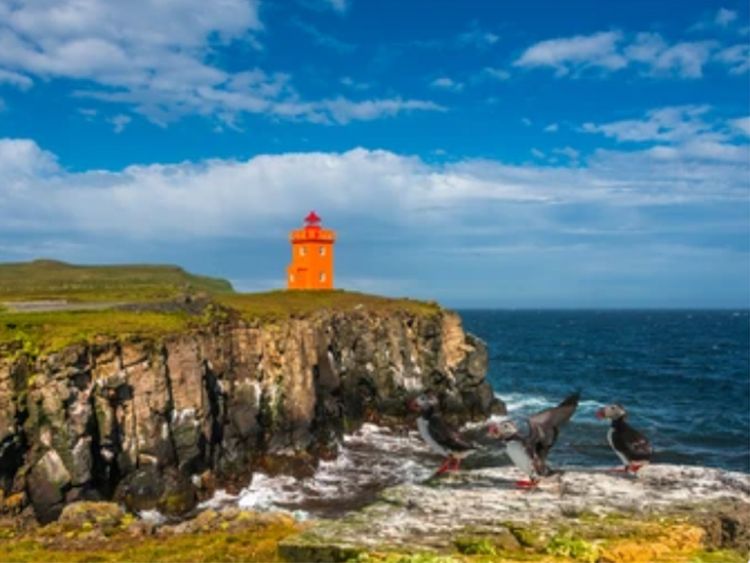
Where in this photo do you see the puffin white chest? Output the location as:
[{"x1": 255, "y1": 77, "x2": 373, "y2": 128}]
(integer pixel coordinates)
[
  {"x1": 506, "y1": 440, "x2": 535, "y2": 477},
  {"x1": 417, "y1": 417, "x2": 448, "y2": 456},
  {"x1": 607, "y1": 427, "x2": 629, "y2": 465}
]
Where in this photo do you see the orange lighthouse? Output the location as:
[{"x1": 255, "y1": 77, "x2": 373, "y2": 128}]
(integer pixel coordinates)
[{"x1": 287, "y1": 211, "x2": 336, "y2": 290}]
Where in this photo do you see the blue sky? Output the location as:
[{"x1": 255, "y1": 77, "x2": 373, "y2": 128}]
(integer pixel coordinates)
[{"x1": 0, "y1": 0, "x2": 748, "y2": 307}]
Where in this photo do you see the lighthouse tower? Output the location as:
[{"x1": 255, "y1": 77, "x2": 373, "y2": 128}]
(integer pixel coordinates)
[{"x1": 287, "y1": 211, "x2": 336, "y2": 290}]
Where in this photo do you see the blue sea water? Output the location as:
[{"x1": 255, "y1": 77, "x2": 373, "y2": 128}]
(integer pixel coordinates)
[{"x1": 460, "y1": 310, "x2": 750, "y2": 473}]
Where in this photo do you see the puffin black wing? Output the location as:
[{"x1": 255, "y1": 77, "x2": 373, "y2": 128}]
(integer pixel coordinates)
[
  {"x1": 527, "y1": 392, "x2": 580, "y2": 451},
  {"x1": 613, "y1": 421, "x2": 653, "y2": 462},
  {"x1": 428, "y1": 414, "x2": 474, "y2": 452}
]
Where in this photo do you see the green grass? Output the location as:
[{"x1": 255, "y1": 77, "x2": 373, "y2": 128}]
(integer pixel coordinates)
[
  {"x1": 217, "y1": 290, "x2": 440, "y2": 322},
  {"x1": 0, "y1": 261, "x2": 441, "y2": 355},
  {"x1": 0, "y1": 259, "x2": 233, "y2": 303},
  {"x1": 0, "y1": 516, "x2": 300, "y2": 563},
  {"x1": 0, "y1": 309, "x2": 195, "y2": 354}
]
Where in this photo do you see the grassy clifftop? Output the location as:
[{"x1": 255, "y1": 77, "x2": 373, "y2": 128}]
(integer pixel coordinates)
[
  {"x1": 0, "y1": 260, "x2": 439, "y2": 354},
  {"x1": 0, "y1": 259, "x2": 233, "y2": 302}
]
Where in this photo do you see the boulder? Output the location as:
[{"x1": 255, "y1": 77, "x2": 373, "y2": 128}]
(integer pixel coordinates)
[
  {"x1": 27, "y1": 449, "x2": 71, "y2": 523},
  {"x1": 115, "y1": 465, "x2": 197, "y2": 517}
]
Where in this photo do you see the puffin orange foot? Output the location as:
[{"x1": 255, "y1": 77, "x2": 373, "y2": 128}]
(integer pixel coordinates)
[
  {"x1": 628, "y1": 463, "x2": 644, "y2": 474},
  {"x1": 515, "y1": 479, "x2": 538, "y2": 489},
  {"x1": 449, "y1": 457, "x2": 462, "y2": 472},
  {"x1": 435, "y1": 458, "x2": 452, "y2": 476}
]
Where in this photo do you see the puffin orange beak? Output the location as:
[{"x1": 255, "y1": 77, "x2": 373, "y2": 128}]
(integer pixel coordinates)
[
  {"x1": 595, "y1": 408, "x2": 605, "y2": 419},
  {"x1": 487, "y1": 423, "x2": 499, "y2": 437}
]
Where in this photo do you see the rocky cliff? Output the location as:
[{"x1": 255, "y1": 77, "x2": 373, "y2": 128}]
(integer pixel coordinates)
[{"x1": 0, "y1": 307, "x2": 498, "y2": 523}]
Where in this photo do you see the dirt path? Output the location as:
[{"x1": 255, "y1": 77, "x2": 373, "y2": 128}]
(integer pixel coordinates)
[{"x1": 1, "y1": 300, "x2": 128, "y2": 312}]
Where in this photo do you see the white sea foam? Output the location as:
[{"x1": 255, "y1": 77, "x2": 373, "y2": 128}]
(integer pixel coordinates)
[
  {"x1": 497, "y1": 392, "x2": 603, "y2": 417},
  {"x1": 197, "y1": 488, "x2": 238, "y2": 510},
  {"x1": 499, "y1": 392, "x2": 552, "y2": 413},
  {"x1": 199, "y1": 394, "x2": 617, "y2": 517},
  {"x1": 238, "y1": 473, "x2": 305, "y2": 511},
  {"x1": 218, "y1": 424, "x2": 435, "y2": 516}
]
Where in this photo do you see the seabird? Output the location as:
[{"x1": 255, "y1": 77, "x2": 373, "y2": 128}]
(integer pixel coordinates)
[
  {"x1": 488, "y1": 392, "x2": 580, "y2": 488},
  {"x1": 596, "y1": 403, "x2": 652, "y2": 473},
  {"x1": 408, "y1": 393, "x2": 476, "y2": 475}
]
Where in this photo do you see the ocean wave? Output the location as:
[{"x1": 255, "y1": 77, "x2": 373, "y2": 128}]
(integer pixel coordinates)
[
  {"x1": 238, "y1": 473, "x2": 305, "y2": 511},
  {"x1": 203, "y1": 424, "x2": 434, "y2": 517},
  {"x1": 496, "y1": 392, "x2": 604, "y2": 417},
  {"x1": 498, "y1": 392, "x2": 553, "y2": 413}
]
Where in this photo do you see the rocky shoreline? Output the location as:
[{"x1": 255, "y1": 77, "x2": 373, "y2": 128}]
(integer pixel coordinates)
[
  {"x1": 0, "y1": 305, "x2": 501, "y2": 523},
  {"x1": 0, "y1": 462, "x2": 747, "y2": 562},
  {"x1": 279, "y1": 463, "x2": 750, "y2": 560}
]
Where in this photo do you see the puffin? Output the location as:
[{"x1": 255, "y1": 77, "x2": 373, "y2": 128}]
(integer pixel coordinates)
[
  {"x1": 408, "y1": 393, "x2": 477, "y2": 475},
  {"x1": 488, "y1": 392, "x2": 580, "y2": 488},
  {"x1": 596, "y1": 404, "x2": 652, "y2": 473}
]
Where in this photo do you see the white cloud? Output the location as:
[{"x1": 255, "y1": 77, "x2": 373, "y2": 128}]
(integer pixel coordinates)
[
  {"x1": 481, "y1": 67, "x2": 511, "y2": 81},
  {"x1": 0, "y1": 68, "x2": 32, "y2": 89},
  {"x1": 340, "y1": 76, "x2": 370, "y2": 90},
  {"x1": 78, "y1": 108, "x2": 97, "y2": 119},
  {"x1": 316, "y1": 97, "x2": 445, "y2": 124},
  {"x1": 0, "y1": 139, "x2": 59, "y2": 185},
  {"x1": 517, "y1": 30, "x2": 728, "y2": 79},
  {"x1": 544, "y1": 123, "x2": 559, "y2": 133},
  {"x1": 715, "y1": 8, "x2": 738, "y2": 27},
  {"x1": 583, "y1": 106, "x2": 749, "y2": 164},
  {"x1": 323, "y1": 0, "x2": 349, "y2": 13},
  {"x1": 292, "y1": 19, "x2": 355, "y2": 52},
  {"x1": 108, "y1": 114, "x2": 132, "y2": 134},
  {"x1": 403, "y1": 22, "x2": 499, "y2": 52},
  {"x1": 690, "y1": 7, "x2": 740, "y2": 32},
  {"x1": 530, "y1": 148, "x2": 545, "y2": 159},
  {"x1": 429, "y1": 77, "x2": 464, "y2": 92},
  {"x1": 730, "y1": 116, "x2": 750, "y2": 137},
  {"x1": 0, "y1": 132, "x2": 746, "y2": 240},
  {"x1": 456, "y1": 24, "x2": 499, "y2": 48},
  {"x1": 553, "y1": 146, "x2": 579, "y2": 160},
  {"x1": 0, "y1": 0, "x2": 437, "y2": 125},
  {"x1": 715, "y1": 44, "x2": 750, "y2": 74},
  {"x1": 514, "y1": 31, "x2": 627, "y2": 76},
  {"x1": 626, "y1": 33, "x2": 716, "y2": 78},
  {"x1": 582, "y1": 105, "x2": 715, "y2": 143}
]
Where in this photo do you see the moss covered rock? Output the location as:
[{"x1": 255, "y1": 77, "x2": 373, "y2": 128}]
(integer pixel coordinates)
[{"x1": 58, "y1": 501, "x2": 124, "y2": 529}]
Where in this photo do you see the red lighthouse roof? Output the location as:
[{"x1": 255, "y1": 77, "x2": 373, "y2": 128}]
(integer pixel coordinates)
[{"x1": 304, "y1": 211, "x2": 321, "y2": 225}]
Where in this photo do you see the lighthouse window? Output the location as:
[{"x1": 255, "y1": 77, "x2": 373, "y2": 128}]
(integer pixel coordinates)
[
  {"x1": 299, "y1": 247, "x2": 306, "y2": 256},
  {"x1": 319, "y1": 246, "x2": 326, "y2": 256},
  {"x1": 319, "y1": 272, "x2": 326, "y2": 282},
  {"x1": 290, "y1": 274, "x2": 295, "y2": 282}
]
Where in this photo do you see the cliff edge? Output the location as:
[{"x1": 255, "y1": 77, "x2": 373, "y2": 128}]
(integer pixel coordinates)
[{"x1": 0, "y1": 265, "x2": 499, "y2": 523}]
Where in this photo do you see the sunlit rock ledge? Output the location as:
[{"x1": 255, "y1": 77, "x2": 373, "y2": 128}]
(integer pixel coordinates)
[{"x1": 279, "y1": 463, "x2": 750, "y2": 562}]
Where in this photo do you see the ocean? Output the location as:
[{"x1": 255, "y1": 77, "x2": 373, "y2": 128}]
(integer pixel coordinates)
[
  {"x1": 462, "y1": 309, "x2": 750, "y2": 473},
  {"x1": 197, "y1": 309, "x2": 750, "y2": 519}
]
